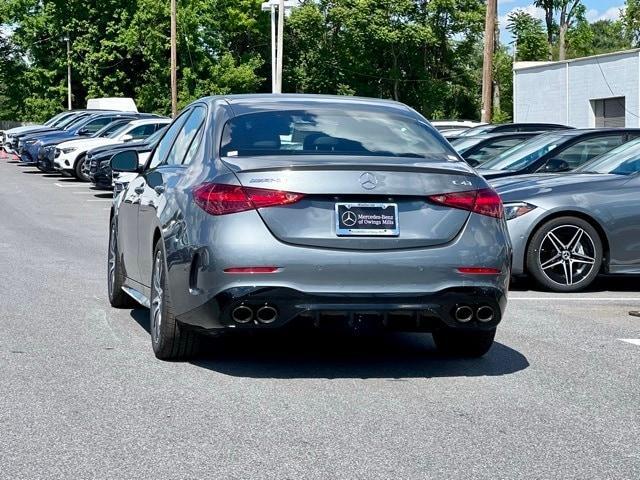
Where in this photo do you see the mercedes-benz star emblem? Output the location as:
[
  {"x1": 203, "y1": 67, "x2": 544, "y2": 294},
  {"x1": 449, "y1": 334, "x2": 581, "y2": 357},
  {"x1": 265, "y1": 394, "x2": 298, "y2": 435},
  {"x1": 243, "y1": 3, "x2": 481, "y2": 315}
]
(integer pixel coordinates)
[
  {"x1": 359, "y1": 172, "x2": 378, "y2": 190},
  {"x1": 341, "y1": 210, "x2": 358, "y2": 227}
]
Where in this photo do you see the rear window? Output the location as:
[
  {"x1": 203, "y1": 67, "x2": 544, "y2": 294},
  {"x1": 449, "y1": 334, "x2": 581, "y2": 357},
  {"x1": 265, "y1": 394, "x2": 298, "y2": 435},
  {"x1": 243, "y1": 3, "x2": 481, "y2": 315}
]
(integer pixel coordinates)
[{"x1": 220, "y1": 109, "x2": 453, "y2": 158}]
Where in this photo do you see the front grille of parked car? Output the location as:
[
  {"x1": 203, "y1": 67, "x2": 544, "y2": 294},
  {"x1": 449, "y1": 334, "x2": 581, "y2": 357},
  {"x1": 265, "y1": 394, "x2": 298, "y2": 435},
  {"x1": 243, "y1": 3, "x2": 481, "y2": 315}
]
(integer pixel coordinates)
[
  {"x1": 54, "y1": 148, "x2": 61, "y2": 158},
  {"x1": 89, "y1": 155, "x2": 99, "y2": 174}
]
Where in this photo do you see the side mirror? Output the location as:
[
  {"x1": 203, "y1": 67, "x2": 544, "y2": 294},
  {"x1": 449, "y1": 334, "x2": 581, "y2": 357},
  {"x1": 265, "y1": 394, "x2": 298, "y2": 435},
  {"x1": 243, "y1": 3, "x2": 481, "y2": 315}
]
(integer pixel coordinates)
[
  {"x1": 111, "y1": 150, "x2": 140, "y2": 172},
  {"x1": 78, "y1": 128, "x2": 90, "y2": 136},
  {"x1": 543, "y1": 158, "x2": 570, "y2": 173},
  {"x1": 122, "y1": 134, "x2": 133, "y2": 142}
]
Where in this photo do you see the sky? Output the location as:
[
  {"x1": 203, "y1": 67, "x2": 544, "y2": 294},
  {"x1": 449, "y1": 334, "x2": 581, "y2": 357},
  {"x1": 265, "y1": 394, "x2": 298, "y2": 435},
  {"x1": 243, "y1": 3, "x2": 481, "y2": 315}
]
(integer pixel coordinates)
[{"x1": 499, "y1": 0, "x2": 626, "y2": 45}]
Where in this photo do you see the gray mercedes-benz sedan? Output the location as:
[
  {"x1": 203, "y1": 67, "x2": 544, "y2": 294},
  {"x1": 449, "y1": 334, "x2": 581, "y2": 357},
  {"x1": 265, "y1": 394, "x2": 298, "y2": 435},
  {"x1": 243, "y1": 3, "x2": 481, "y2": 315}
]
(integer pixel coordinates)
[
  {"x1": 494, "y1": 138, "x2": 640, "y2": 292},
  {"x1": 108, "y1": 94, "x2": 511, "y2": 360}
]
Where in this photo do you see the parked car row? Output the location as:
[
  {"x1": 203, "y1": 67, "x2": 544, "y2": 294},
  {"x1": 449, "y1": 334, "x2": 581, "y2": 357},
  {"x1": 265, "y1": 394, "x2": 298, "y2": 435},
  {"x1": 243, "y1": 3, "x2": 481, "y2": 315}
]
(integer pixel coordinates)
[
  {"x1": 0, "y1": 107, "x2": 169, "y2": 189},
  {"x1": 3, "y1": 96, "x2": 639, "y2": 361}
]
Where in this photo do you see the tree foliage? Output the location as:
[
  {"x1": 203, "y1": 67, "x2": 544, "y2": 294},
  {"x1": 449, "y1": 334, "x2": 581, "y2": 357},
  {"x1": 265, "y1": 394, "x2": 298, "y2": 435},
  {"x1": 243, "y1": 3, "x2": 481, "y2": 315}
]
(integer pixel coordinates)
[{"x1": 507, "y1": 11, "x2": 549, "y2": 61}]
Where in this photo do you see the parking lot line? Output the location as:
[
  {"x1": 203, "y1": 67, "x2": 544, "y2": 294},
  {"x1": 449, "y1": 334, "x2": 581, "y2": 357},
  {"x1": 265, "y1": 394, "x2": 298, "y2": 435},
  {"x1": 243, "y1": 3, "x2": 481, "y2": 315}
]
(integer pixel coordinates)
[
  {"x1": 55, "y1": 183, "x2": 81, "y2": 188},
  {"x1": 619, "y1": 339, "x2": 640, "y2": 346},
  {"x1": 72, "y1": 191, "x2": 104, "y2": 194},
  {"x1": 86, "y1": 199, "x2": 113, "y2": 203}
]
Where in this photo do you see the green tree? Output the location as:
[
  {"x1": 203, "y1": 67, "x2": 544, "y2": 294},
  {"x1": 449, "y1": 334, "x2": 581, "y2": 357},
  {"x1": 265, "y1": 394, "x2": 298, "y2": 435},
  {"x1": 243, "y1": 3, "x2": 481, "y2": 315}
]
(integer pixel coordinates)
[
  {"x1": 567, "y1": 19, "x2": 631, "y2": 58},
  {"x1": 623, "y1": 0, "x2": 640, "y2": 47},
  {"x1": 507, "y1": 10, "x2": 549, "y2": 61}
]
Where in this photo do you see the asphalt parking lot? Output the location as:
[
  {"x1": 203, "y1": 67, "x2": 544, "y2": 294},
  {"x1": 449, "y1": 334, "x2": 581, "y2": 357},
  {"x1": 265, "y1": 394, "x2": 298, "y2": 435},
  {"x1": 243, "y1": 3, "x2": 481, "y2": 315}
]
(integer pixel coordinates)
[{"x1": 1, "y1": 157, "x2": 639, "y2": 479}]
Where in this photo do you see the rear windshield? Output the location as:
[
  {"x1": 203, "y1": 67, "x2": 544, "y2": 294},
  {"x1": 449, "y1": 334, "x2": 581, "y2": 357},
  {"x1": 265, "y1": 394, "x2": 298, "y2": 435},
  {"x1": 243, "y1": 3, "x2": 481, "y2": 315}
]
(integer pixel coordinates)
[{"x1": 220, "y1": 109, "x2": 453, "y2": 158}]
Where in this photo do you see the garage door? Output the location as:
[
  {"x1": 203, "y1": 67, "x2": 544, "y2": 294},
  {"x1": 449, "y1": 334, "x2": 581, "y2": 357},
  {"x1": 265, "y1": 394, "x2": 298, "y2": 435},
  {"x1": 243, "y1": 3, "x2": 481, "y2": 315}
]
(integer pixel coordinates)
[{"x1": 593, "y1": 97, "x2": 626, "y2": 127}]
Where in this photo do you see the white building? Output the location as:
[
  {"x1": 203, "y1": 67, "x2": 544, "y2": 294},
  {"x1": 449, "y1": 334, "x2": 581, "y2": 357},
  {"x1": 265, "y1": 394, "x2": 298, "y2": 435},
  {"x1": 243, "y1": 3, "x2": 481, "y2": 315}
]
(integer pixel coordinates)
[{"x1": 513, "y1": 49, "x2": 640, "y2": 128}]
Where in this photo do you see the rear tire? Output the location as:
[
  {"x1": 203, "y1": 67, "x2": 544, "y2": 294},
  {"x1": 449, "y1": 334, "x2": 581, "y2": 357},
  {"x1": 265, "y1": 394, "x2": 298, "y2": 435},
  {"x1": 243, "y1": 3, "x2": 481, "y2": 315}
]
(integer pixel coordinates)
[
  {"x1": 108, "y1": 216, "x2": 137, "y2": 309},
  {"x1": 150, "y1": 239, "x2": 199, "y2": 360},
  {"x1": 433, "y1": 328, "x2": 496, "y2": 357}
]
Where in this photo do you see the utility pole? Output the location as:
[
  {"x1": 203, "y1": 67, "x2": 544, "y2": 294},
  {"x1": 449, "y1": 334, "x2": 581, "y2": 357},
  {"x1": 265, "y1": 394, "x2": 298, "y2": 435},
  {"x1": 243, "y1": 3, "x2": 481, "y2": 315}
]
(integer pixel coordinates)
[
  {"x1": 481, "y1": 0, "x2": 497, "y2": 123},
  {"x1": 170, "y1": 0, "x2": 178, "y2": 117},
  {"x1": 66, "y1": 38, "x2": 72, "y2": 110},
  {"x1": 271, "y1": 4, "x2": 277, "y2": 92},
  {"x1": 275, "y1": 0, "x2": 285, "y2": 93}
]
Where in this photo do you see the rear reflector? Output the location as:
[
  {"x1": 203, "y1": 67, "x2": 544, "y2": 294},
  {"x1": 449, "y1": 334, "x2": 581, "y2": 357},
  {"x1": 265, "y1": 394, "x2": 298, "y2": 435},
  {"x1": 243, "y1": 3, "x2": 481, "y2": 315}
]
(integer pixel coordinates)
[
  {"x1": 224, "y1": 267, "x2": 279, "y2": 274},
  {"x1": 193, "y1": 183, "x2": 304, "y2": 215},
  {"x1": 457, "y1": 267, "x2": 502, "y2": 275},
  {"x1": 427, "y1": 188, "x2": 503, "y2": 219}
]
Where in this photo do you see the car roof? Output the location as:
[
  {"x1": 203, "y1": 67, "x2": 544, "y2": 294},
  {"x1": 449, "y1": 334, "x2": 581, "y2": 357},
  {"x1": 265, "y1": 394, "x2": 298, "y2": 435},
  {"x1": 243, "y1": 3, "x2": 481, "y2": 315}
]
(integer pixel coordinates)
[
  {"x1": 199, "y1": 94, "x2": 413, "y2": 115},
  {"x1": 126, "y1": 118, "x2": 171, "y2": 126},
  {"x1": 548, "y1": 128, "x2": 640, "y2": 137}
]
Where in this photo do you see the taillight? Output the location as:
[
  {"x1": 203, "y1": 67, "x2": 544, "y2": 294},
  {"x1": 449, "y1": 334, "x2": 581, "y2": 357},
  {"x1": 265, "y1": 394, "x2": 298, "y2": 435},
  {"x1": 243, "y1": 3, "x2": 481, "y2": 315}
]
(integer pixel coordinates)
[
  {"x1": 193, "y1": 183, "x2": 305, "y2": 215},
  {"x1": 427, "y1": 188, "x2": 503, "y2": 219}
]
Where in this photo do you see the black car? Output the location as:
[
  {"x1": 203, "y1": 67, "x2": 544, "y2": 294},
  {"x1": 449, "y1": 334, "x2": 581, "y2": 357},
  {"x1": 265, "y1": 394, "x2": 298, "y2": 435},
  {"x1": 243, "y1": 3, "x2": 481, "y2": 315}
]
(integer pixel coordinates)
[
  {"x1": 477, "y1": 128, "x2": 640, "y2": 179},
  {"x1": 88, "y1": 127, "x2": 166, "y2": 189},
  {"x1": 450, "y1": 132, "x2": 542, "y2": 167}
]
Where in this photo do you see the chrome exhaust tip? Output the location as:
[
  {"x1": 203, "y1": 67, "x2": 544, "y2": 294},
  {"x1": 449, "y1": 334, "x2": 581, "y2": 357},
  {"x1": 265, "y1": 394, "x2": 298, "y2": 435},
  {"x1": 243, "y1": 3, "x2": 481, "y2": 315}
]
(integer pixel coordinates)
[
  {"x1": 256, "y1": 305, "x2": 278, "y2": 324},
  {"x1": 476, "y1": 306, "x2": 494, "y2": 323},
  {"x1": 231, "y1": 305, "x2": 253, "y2": 324},
  {"x1": 454, "y1": 305, "x2": 474, "y2": 323}
]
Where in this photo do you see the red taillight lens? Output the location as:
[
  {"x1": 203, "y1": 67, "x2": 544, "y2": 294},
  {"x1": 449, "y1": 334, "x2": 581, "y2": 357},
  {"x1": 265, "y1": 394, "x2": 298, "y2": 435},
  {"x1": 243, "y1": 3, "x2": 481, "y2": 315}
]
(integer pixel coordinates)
[
  {"x1": 193, "y1": 183, "x2": 305, "y2": 215},
  {"x1": 427, "y1": 188, "x2": 503, "y2": 219}
]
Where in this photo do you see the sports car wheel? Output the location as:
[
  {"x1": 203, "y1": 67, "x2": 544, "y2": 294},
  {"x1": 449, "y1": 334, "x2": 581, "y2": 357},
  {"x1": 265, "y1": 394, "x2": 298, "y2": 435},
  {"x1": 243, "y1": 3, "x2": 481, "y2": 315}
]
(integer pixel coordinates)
[
  {"x1": 150, "y1": 239, "x2": 199, "y2": 360},
  {"x1": 526, "y1": 216, "x2": 603, "y2": 292}
]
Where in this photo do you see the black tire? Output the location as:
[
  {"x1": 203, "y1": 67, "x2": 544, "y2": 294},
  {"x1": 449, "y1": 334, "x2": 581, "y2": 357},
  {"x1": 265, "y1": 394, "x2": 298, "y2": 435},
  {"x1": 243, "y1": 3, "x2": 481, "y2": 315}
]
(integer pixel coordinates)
[
  {"x1": 150, "y1": 239, "x2": 199, "y2": 360},
  {"x1": 433, "y1": 328, "x2": 496, "y2": 357},
  {"x1": 74, "y1": 153, "x2": 90, "y2": 181},
  {"x1": 526, "y1": 216, "x2": 602, "y2": 292},
  {"x1": 108, "y1": 216, "x2": 137, "y2": 308}
]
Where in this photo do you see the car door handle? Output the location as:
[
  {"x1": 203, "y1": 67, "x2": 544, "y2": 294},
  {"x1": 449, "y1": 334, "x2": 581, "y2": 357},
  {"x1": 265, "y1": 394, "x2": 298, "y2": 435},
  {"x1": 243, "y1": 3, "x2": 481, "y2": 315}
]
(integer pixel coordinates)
[
  {"x1": 134, "y1": 186, "x2": 145, "y2": 194},
  {"x1": 154, "y1": 186, "x2": 165, "y2": 194}
]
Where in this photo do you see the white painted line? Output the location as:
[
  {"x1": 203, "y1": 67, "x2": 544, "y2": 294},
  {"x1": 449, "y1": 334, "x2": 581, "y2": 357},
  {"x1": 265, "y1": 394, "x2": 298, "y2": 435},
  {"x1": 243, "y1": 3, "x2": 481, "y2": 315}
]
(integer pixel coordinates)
[
  {"x1": 511, "y1": 297, "x2": 640, "y2": 301},
  {"x1": 86, "y1": 199, "x2": 113, "y2": 203},
  {"x1": 619, "y1": 339, "x2": 640, "y2": 346},
  {"x1": 55, "y1": 183, "x2": 80, "y2": 188}
]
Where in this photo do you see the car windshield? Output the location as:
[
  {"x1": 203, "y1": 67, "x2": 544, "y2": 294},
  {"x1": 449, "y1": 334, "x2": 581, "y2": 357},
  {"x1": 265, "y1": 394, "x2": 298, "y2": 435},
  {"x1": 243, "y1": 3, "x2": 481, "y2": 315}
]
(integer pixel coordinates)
[
  {"x1": 220, "y1": 109, "x2": 453, "y2": 158},
  {"x1": 450, "y1": 136, "x2": 486, "y2": 153},
  {"x1": 574, "y1": 138, "x2": 640, "y2": 175},
  {"x1": 59, "y1": 114, "x2": 88, "y2": 130},
  {"x1": 44, "y1": 112, "x2": 69, "y2": 127},
  {"x1": 481, "y1": 133, "x2": 565, "y2": 171}
]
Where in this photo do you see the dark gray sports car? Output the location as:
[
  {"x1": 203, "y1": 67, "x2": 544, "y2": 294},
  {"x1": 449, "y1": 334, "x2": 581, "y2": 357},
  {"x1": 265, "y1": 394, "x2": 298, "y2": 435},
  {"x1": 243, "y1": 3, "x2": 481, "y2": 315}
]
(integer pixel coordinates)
[{"x1": 493, "y1": 138, "x2": 640, "y2": 292}]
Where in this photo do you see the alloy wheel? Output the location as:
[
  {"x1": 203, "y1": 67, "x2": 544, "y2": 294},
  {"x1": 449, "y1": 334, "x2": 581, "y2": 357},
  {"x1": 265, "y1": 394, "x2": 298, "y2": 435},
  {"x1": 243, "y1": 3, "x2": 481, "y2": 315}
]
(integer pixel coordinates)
[
  {"x1": 151, "y1": 251, "x2": 164, "y2": 343},
  {"x1": 538, "y1": 224, "x2": 596, "y2": 286}
]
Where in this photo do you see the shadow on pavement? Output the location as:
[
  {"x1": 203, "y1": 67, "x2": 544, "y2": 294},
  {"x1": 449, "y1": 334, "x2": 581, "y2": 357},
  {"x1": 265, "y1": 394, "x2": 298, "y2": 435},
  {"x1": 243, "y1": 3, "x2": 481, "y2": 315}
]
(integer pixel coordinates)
[
  {"x1": 189, "y1": 331, "x2": 529, "y2": 379},
  {"x1": 130, "y1": 308, "x2": 150, "y2": 334},
  {"x1": 510, "y1": 274, "x2": 640, "y2": 293},
  {"x1": 93, "y1": 192, "x2": 113, "y2": 199}
]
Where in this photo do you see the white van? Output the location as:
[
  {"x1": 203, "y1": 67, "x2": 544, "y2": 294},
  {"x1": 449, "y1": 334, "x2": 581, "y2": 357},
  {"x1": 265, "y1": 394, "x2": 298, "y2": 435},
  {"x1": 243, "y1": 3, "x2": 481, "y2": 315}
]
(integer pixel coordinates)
[{"x1": 87, "y1": 97, "x2": 138, "y2": 112}]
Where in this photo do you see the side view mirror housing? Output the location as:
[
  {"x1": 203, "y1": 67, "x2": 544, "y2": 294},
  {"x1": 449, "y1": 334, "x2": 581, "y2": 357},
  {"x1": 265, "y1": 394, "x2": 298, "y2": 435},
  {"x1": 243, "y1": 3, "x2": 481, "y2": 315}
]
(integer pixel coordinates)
[
  {"x1": 111, "y1": 150, "x2": 140, "y2": 172},
  {"x1": 543, "y1": 158, "x2": 570, "y2": 173},
  {"x1": 122, "y1": 134, "x2": 133, "y2": 142},
  {"x1": 78, "y1": 128, "x2": 90, "y2": 136}
]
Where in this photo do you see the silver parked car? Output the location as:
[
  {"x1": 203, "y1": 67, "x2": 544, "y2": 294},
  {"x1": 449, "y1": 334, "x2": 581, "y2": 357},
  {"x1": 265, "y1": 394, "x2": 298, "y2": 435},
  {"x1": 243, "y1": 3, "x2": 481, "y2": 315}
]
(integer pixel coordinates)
[
  {"x1": 494, "y1": 138, "x2": 640, "y2": 292},
  {"x1": 108, "y1": 94, "x2": 511, "y2": 360}
]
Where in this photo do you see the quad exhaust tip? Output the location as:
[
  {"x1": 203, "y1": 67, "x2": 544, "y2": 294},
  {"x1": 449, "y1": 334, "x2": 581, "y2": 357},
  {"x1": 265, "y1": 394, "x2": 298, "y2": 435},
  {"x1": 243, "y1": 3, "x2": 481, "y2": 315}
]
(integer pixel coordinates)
[
  {"x1": 256, "y1": 305, "x2": 278, "y2": 324},
  {"x1": 454, "y1": 305, "x2": 474, "y2": 323},
  {"x1": 476, "y1": 306, "x2": 494, "y2": 323},
  {"x1": 231, "y1": 305, "x2": 253, "y2": 324}
]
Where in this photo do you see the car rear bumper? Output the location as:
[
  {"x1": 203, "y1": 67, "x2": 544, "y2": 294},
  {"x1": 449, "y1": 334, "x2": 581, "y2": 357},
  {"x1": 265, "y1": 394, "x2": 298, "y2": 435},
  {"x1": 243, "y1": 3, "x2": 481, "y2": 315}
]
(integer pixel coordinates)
[{"x1": 176, "y1": 286, "x2": 508, "y2": 333}]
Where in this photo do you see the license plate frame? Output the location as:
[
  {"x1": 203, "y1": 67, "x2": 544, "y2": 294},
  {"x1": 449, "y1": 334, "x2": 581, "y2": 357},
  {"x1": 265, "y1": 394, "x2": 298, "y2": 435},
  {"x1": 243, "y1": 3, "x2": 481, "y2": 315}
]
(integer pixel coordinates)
[{"x1": 335, "y1": 202, "x2": 399, "y2": 237}]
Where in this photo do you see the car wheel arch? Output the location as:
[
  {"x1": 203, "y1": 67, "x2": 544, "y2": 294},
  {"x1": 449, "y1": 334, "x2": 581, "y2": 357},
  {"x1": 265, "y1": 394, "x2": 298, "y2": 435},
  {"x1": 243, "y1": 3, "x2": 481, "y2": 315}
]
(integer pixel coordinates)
[{"x1": 523, "y1": 209, "x2": 611, "y2": 274}]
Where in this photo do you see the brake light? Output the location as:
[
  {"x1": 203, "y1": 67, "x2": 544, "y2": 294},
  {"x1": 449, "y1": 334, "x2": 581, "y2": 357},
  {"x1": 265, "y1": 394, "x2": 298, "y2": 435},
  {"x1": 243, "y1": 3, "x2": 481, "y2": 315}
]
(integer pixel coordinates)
[
  {"x1": 427, "y1": 188, "x2": 503, "y2": 218},
  {"x1": 193, "y1": 183, "x2": 304, "y2": 215}
]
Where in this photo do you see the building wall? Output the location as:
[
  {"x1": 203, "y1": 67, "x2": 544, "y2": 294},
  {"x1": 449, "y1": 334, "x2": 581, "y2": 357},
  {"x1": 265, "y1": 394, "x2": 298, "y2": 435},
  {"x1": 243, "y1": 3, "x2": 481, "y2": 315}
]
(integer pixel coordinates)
[{"x1": 514, "y1": 50, "x2": 640, "y2": 128}]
